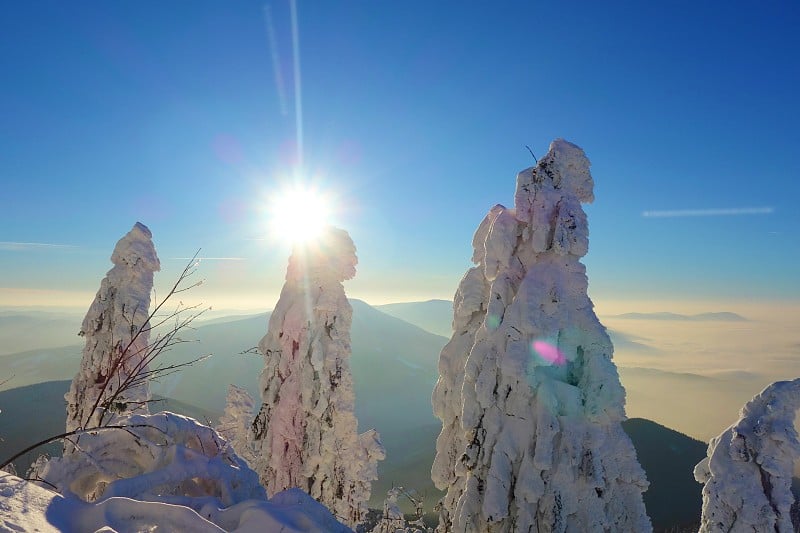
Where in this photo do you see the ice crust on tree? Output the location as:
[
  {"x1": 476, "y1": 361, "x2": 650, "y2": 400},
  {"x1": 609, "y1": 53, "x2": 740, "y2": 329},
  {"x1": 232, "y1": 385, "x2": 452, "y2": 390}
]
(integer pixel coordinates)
[
  {"x1": 65, "y1": 222, "x2": 160, "y2": 434},
  {"x1": 250, "y1": 227, "x2": 384, "y2": 526},
  {"x1": 431, "y1": 139, "x2": 651, "y2": 532},
  {"x1": 694, "y1": 379, "x2": 800, "y2": 532}
]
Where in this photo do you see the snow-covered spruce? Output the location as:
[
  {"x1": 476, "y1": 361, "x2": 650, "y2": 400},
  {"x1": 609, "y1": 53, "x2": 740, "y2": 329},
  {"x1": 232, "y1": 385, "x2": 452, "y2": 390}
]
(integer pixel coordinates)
[
  {"x1": 694, "y1": 379, "x2": 800, "y2": 532},
  {"x1": 431, "y1": 207, "x2": 496, "y2": 529},
  {"x1": 377, "y1": 487, "x2": 406, "y2": 532},
  {"x1": 431, "y1": 140, "x2": 651, "y2": 532},
  {"x1": 216, "y1": 384, "x2": 258, "y2": 468},
  {"x1": 250, "y1": 227, "x2": 385, "y2": 526},
  {"x1": 65, "y1": 222, "x2": 160, "y2": 436}
]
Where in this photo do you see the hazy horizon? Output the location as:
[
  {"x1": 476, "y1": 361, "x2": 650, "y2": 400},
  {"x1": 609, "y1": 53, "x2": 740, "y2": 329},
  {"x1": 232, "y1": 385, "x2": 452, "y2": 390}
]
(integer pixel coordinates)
[{"x1": 2, "y1": 296, "x2": 798, "y2": 445}]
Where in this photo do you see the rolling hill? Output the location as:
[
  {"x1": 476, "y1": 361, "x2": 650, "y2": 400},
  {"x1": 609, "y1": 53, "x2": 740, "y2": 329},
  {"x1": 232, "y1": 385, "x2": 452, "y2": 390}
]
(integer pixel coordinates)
[
  {"x1": 0, "y1": 379, "x2": 708, "y2": 530},
  {"x1": 375, "y1": 299, "x2": 454, "y2": 338},
  {"x1": 0, "y1": 299, "x2": 449, "y2": 508}
]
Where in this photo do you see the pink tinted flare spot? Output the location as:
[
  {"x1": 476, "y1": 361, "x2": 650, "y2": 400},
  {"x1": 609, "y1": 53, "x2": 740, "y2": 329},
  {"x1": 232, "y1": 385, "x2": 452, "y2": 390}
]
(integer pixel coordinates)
[{"x1": 532, "y1": 340, "x2": 566, "y2": 366}]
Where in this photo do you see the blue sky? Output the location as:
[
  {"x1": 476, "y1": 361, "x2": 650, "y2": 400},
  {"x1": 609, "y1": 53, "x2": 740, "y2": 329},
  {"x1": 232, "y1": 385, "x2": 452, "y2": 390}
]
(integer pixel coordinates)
[{"x1": 1, "y1": 1, "x2": 798, "y2": 309}]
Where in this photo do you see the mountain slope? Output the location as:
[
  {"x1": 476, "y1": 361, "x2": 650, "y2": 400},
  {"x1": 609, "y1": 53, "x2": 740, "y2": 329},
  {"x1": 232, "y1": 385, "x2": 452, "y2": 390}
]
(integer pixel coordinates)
[
  {"x1": 0, "y1": 380, "x2": 221, "y2": 476},
  {"x1": 375, "y1": 299, "x2": 453, "y2": 338},
  {"x1": 0, "y1": 300, "x2": 449, "y2": 507},
  {"x1": 0, "y1": 380, "x2": 710, "y2": 531},
  {"x1": 0, "y1": 310, "x2": 82, "y2": 356},
  {"x1": 622, "y1": 417, "x2": 706, "y2": 531}
]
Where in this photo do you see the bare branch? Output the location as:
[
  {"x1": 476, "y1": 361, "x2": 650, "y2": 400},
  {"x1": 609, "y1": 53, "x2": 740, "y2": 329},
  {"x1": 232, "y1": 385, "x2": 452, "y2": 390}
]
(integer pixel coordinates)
[{"x1": 82, "y1": 251, "x2": 209, "y2": 431}]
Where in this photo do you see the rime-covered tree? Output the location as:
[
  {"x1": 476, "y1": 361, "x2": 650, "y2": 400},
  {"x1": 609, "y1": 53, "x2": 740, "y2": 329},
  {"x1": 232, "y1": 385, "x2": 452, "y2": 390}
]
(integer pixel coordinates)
[
  {"x1": 694, "y1": 379, "x2": 800, "y2": 532},
  {"x1": 251, "y1": 227, "x2": 384, "y2": 526},
  {"x1": 431, "y1": 140, "x2": 651, "y2": 532},
  {"x1": 431, "y1": 207, "x2": 495, "y2": 529},
  {"x1": 216, "y1": 384, "x2": 257, "y2": 467},
  {"x1": 65, "y1": 222, "x2": 160, "y2": 436}
]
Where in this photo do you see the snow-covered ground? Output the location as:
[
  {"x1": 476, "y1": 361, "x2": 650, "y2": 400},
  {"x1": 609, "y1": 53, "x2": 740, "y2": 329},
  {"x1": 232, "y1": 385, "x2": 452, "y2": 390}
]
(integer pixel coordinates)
[{"x1": 0, "y1": 472, "x2": 351, "y2": 532}]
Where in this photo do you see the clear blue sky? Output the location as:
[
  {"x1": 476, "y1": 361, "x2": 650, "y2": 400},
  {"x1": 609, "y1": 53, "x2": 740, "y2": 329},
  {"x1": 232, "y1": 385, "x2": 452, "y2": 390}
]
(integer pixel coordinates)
[{"x1": 1, "y1": 1, "x2": 798, "y2": 309}]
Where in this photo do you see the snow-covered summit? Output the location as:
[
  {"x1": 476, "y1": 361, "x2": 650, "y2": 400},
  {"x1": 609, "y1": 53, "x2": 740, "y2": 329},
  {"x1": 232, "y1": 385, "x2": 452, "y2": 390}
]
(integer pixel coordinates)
[{"x1": 432, "y1": 140, "x2": 650, "y2": 532}]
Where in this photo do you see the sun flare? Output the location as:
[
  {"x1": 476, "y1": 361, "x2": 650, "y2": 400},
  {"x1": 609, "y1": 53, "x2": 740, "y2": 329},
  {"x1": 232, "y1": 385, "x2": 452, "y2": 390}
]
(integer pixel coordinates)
[{"x1": 267, "y1": 184, "x2": 333, "y2": 245}]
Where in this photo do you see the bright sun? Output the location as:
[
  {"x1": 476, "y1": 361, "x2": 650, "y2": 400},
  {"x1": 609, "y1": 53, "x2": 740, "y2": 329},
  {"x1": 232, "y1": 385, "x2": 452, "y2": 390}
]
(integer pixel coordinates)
[{"x1": 267, "y1": 184, "x2": 333, "y2": 245}]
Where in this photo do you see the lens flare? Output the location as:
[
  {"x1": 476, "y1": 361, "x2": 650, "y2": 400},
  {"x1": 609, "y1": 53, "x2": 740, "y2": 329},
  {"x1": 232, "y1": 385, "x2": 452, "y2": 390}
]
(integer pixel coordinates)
[
  {"x1": 267, "y1": 184, "x2": 333, "y2": 245},
  {"x1": 532, "y1": 340, "x2": 566, "y2": 366}
]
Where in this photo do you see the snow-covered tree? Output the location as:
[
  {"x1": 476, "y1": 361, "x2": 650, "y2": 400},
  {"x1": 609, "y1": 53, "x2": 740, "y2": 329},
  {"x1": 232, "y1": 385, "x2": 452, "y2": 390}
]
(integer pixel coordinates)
[
  {"x1": 431, "y1": 140, "x2": 651, "y2": 532},
  {"x1": 694, "y1": 379, "x2": 800, "y2": 532},
  {"x1": 65, "y1": 222, "x2": 160, "y2": 436},
  {"x1": 378, "y1": 487, "x2": 406, "y2": 532},
  {"x1": 216, "y1": 384, "x2": 257, "y2": 467},
  {"x1": 250, "y1": 226, "x2": 385, "y2": 526},
  {"x1": 431, "y1": 208, "x2": 495, "y2": 529},
  {"x1": 375, "y1": 486, "x2": 430, "y2": 533}
]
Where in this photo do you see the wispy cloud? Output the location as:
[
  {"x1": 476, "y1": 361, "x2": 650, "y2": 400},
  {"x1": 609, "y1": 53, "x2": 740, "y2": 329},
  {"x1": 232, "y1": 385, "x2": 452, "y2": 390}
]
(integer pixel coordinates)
[
  {"x1": 170, "y1": 257, "x2": 246, "y2": 261},
  {"x1": 0, "y1": 241, "x2": 76, "y2": 251},
  {"x1": 642, "y1": 207, "x2": 775, "y2": 218}
]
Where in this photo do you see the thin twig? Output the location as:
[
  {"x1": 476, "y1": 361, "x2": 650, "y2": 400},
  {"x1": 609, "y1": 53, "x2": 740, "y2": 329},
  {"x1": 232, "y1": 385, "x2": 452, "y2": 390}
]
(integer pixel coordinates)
[{"x1": 525, "y1": 145, "x2": 538, "y2": 163}]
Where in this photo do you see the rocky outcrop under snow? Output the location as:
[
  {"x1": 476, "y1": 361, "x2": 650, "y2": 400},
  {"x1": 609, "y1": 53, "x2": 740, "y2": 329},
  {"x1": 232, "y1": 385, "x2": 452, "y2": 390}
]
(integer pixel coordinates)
[
  {"x1": 250, "y1": 227, "x2": 384, "y2": 526},
  {"x1": 431, "y1": 140, "x2": 650, "y2": 532},
  {"x1": 694, "y1": 379, "x2": 800, "y2": 532}
]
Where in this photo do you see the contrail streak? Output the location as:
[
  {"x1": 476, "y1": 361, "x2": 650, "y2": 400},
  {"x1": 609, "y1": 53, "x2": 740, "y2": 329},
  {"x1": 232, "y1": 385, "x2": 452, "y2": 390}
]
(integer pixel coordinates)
[
  {"x1": 289, "y1": 0, "x2": 304, "y2": 172},
  {"x1": 263, "y1": 4, "x2": 288, "y2": 116},
  {"x1": 171, "y1": 257, "x2": 246, "y2": 261},
  {"x1": 642, "y1": 207, "x2": 775, "y2": 218},
  {"x1": 0, "y1": 242, "x2": 76, "y2": 251}
]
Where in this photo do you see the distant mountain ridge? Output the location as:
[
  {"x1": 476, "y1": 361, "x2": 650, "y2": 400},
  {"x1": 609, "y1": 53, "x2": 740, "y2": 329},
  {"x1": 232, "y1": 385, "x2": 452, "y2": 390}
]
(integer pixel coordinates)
[
  {"x1": 609, "y1": 311, "x2": 747, "y2": 322},
  {"x1": 0, "y1": 299, "x2": 449, "y2": 508},
  {"x1": 375, "y1": 299, "x2": 453, "y2": 338},
  {"x1": 0, "y1": 311, "x2": 82, "y2": 356}
]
